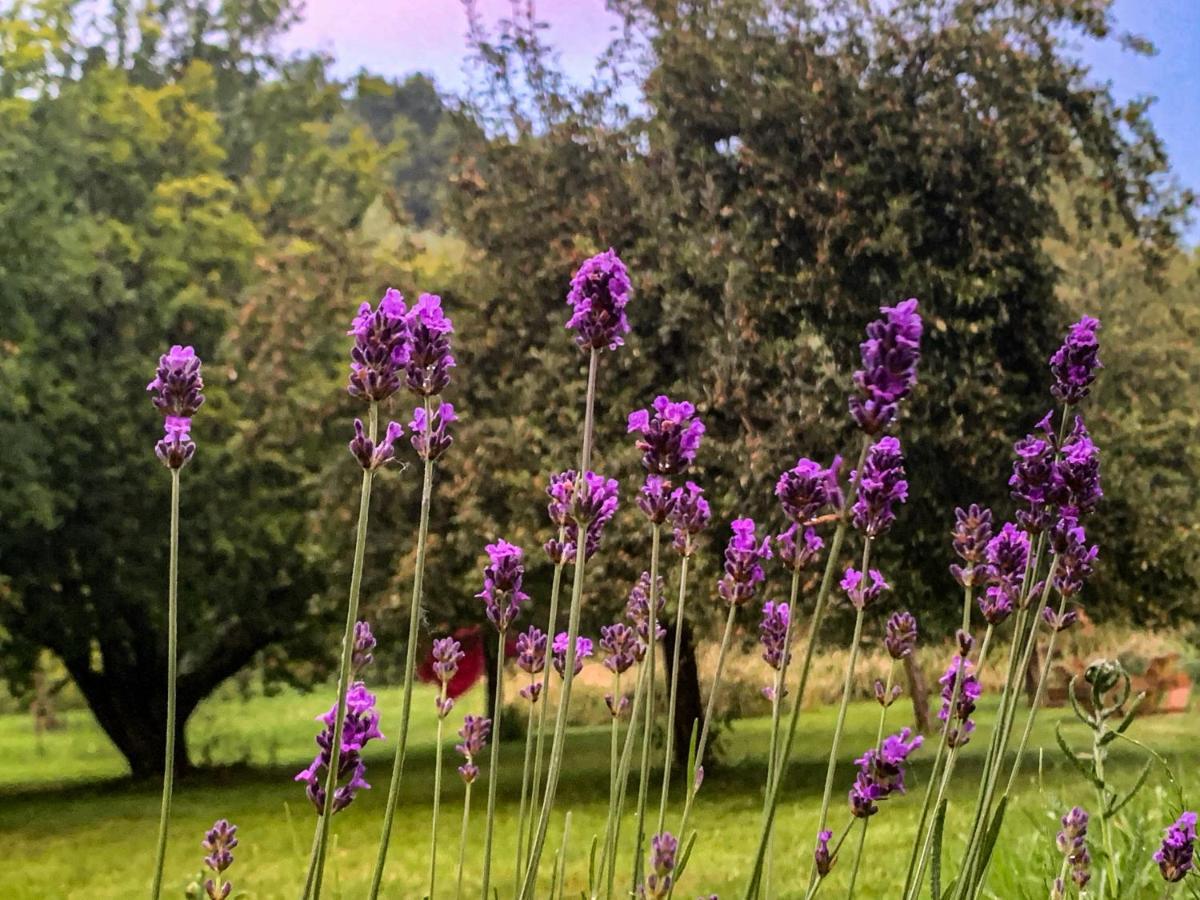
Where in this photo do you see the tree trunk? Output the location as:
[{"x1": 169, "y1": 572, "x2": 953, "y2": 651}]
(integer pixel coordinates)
[
  {"x1": 903, "y1": 653, "x2": 931, "y2": 734},
  {"x1": 662, "y1": 617, "x2": 705, "y2": 769}
]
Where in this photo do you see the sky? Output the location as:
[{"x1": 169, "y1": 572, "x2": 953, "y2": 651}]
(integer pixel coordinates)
[{"x1": 284, "y1": 0, "x2": 1199, "y2": 239}]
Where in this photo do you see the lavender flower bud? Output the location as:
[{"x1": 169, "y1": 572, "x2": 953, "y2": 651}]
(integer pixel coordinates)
[
  {"x1": 1054, "y1": 417, "x2": 1102, "y2": 517},
  {"x1": 848, "y1": 298, "x2": 923, "y2": 434},
  {"x1": 456, "y1": 715, "x2": 491, "y2": 784},
  {"x1": 148, "y1": 344, "x2": 205, "y2": 417},
  {"x1": 627, "y1": 395, "x2": 706, "y2": 476},
  {"x1": 348, "y1": 419, "x2": 404, "y2": 471},
  {"x1": 840, "y1": 566, "x2": 890, "y2": 611},
  {"x1": 1050, "y1": 516, "x2": 1098, "y2": 598},
  {"x1": 776, "y1": 524, "x2": 824, "y2": 574},
  {"x1": 404, "y1": 293, "x2": 455, "y2": 396},
  {"x1": 566, "y1": 249, "x2": 632, "y2": 352},
  {"x1": 348, "y1": 289, "x2": 408, "y2": 402},
  {"x1": 1050, "y1": 316, "x2": 1102, "y2": 405},
  {"x1": 758, "y1": 601, "x2": 790, "y2": 671},
  {"x1": 409, "y1": 402, "x2": 457, "y2": 461},
  {"x1": 600, "y1": 622, "x2": 639, "y2": 675},
  {"x1": 851, "y1": 437, "x2": 908, "y2": 537},
  {"x1": 638, "y1": 474, "x2": 676, "y2": 524},
  {"x1": 352, "y1": 620, "x2": 376, "y2": 675},
  {"x1": 515, "y1": 626, "x2": 547, "y2": 676},
  {"x1": 639, "y1": 831, "x2": 679, "y2": 898},
  {"x1": 776, "y1": 456, "x2": 843, "y2": 524},
  {"x1": 884, "y1": 610, "x2": 918, "y2": 659},
  {"x1": 626, "y1": 571, "x2": 666, "y2": 652},
  {"x1": 201, "y1": 818, "x2": 238, "y2": 900},
  {"x1": 1055, "y1": 807, "x2": 1092, "y2": 891},
  {"x1": 1009, "y1": 412, "x2": 1058, "y2": 532},
  {"x1": 294, "y1": 682, "x2": 384, "y2": 814},
  {"x1": 949, "y1": 504, "x2": 993, "y2": 588},
  {"x1": 155, "y1": 416, "x2": 197, "y2": 470},
  {"x1": 1154, "y1": 811, "x2": 1197, "y2": 883},
  {"x1": 717, "y1": 518, "x2": 773, "y2": 607},
  {"x1": 670, "y1": 481, "x2": 711, "y2": 555},
  {"x1": 874, "y1": 679, "x2": 902, "y2": 707},
  {"x1": 1043, "y1": 605, "x2": 1079, "y2": 633},
  {"x1": 432, "y1": 637, "x2": 465, "y2": 684},
  {"x1": 848, "y1": 728, "x2": 923, "y2": 817},
  {"x1": 937, "y1": 654, "x2": 981, "y2": 748},
  {"x1": 477, "y1": 540, "x2": 530, "y2": 631},
  {"x1": 814, "y1": 829, "x2": 836, "y2": 877},
  {"x1": 548, "y1": 471, "x2": 620, "y2": 560},
  {"x1": 552, "y1": 632, "x2": 593, "y2": 677}
]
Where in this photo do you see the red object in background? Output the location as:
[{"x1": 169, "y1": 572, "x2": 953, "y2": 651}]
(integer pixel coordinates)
[{"x1": 415, "y1": 626, "x2": 523, "y2": 700}]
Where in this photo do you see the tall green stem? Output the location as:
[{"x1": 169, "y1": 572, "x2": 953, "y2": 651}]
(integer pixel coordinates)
[
  {"x1": 368, "y1": 397, "x2": 434, "y2": 898},
  {"x1": 429, "y1": 687, "x2": 448, "y2": 900},
  {"x1": 845, "y1": 660, "x2": 895, "y2": 897},
  {"x1": 743, "y1": 435, "x2": 873, "y2": 900},
  {"x1": 602, "y1": 653, "x2": 652, "y2": 899},
  {"x1": 149, "y1": 467, "x2": 181, "y2": 900},
  {"x1": 456, "y1": 782, "x2": 473, "y2": 900},
  {"x1": 518, "y1": 348, "x2": 600, "y2": 899},
  {"x1": 631, "y1": 524, "x2": 663, "y2": 890},
  {"x1": 515, "y1": 691, "x2": 540, "y2": 896},
  {"x1": 307, "y1": 403, "x2": 378, "y2": 900},
  {"x1": 656, "y1": 550, "x2": 692, "y2": 832},
  {"x1": 480, "y1": 629, "x2": 507, "y2": 898}
]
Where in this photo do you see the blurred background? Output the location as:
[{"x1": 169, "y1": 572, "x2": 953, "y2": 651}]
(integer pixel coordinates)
[{"x1": 0, "y1": 0, "x2": 1196, "y2": 896}]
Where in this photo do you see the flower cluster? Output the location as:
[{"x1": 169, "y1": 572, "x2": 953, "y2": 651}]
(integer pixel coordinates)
[
  {"x1": 552, "y1": 632, "x2": 593, "y2": 677},
  {"x1": 776, "y1": 524, "x2": 824, "y2": 573},
  {"x1": 950, "y1": 504, "x2": 993, "y2": 588},
  {"x1": 1009, "y1": 412, "x2": 1059, "y2": 532},
  {"x1": 670, "y1": 481, "x2": 711, "y2": 555},
  {"x1": 431, "y1": 636, "x2": 465, "y2": 717},
  {"x1": 148, "y1": 345, "x2": 204, "y2": 469},
  {"x1": 1154, "y1": 811, "x2": 1197, "y2": 883},
  {"x1": 776, "y1": 456, "x2": 843, "y2": 524},
  {"x1": 404, "y1": 293, "x2": 455, "y2": 396},
  {"x1": 848, "y1": 298, "x2": 923, "y2": 434},
  {"x1": 544, "y1": 470, "x2": 620, "y2": 562},
  {"x1": 348, "y1": 419, "x2": 404, "y2": 471},
  {"x1": 638, "y1": 831, "x2": 678, "y2": 899},
  {"x1": 716, "y1": 518, "x2": 773, "y2": 606},
  {"x1": 295, "y1": 682, "x2": 384, "y2": 814},
  {"x1": 1049, "y1": 316, "x2": 1102, "y2": 406},
  {"x1": 351, "y1": 620, "x2": 376, "y2": 676},
  {"x1": 884, "y1": 610, "x2": 918, "y2": 660},
  {"x1": 347, "y1": 288, "x2": 409, "y2": 402},
  {"x1": 841, "y1": 567, "x2": 890, "y2": 611},
  {"x1": 409, "y1": 402, "x2": 456, "y2": 461},
  {"x1": 978, "y1": 522, "x2": 1029, "y2": 624},
  {"x1": 626, "y1": 571, "x2": 666, "y2": 652},
  {"x1": 758, "y1": 600, "x2": 790, "y2": 674},
  {"x1": 200, "y1": 819, "x2": 237, "y2": 900},
  {"x1": 628, "y1": 395, "x2": 706, "y2": 477},
  {"x1": 1052, "y1": 807, "x2": 1091, "y2": 897},
  {"x1": 477, "y1": 540, "x2": 530, "y2": 632},
  {"x1": 937, "y1": 652, "x2": 982, "y2": 748},
  {"x1": 851, "y1": 437, "x2": 908, "y2": 537},
  {"x1": 601, "y1": 622, "x2": 638, "y2": 716},
  {"x1": 848, "y1": 728, "x2": 924, "y2": 818},
  {"x1": 813, "y1": 829, "x2": 836, "y2": 878},
  {"x1": 566, "y1": 249, "x2": 633, "y2": 351},
  {"x1": 516, "y1": 626, "x2": 547, "y2": 703},
  {"x1": 456, "y1": 715, "x2": 491, "y2": 784},
  {"x1": 1050, "y1": 516, "x2": 1098, "y2": 599},
  {"x1": 1055, "y1": 418, "x2": 1102, "y2": 517}
]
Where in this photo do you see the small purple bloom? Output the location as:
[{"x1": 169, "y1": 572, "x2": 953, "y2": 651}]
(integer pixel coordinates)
[
  {"x1": 639, "y1": 831, "x2": 678, "y2": 898},
  {"x1": 1055, "y1": 807, "x2": 1092, "y2": 892},
  {"x1": 814, "y1": 828, "x2": 836, "y2": 877},
  {"x1": 566, "y1": 249, "x2": 632, "y2": 352},
  {"x1": 758, "y1": 601, "x2": 791, "y2": 671},
  {"x1": 515, "y1": 626, "x2": 547, "y2": 676},
  {"x1": 347, "y1": 289, "x2": 408, "y2": 403},
  {"x1": 670, "y1": 481, "x2": 711, "y2": 555},
  {"x1": 456, "y1": 715, "x2": 491, "y2": 784},
  {"x1": 1043, "y1": 605, "x2": 1079, "y2": 633},
  {"x1": 950, "y1": 504, "x2": 993, "y2": 588},
  {"x1": 404, "y1": 293, "x2": 455, "y2": 396},
  {"x1": 848, "y1": 728, "x2": 923, "y2": 817},
  {"x1": 717, "y1": 518, "x2": 773, "y2": 607},
  {"x1": 155, "y1": 416, "x2": 197, "y2": 470},
  {"x1": 348, "y1": 419, "x2": 404, "y2": 471},
  {"x1": 840, "y1": 567, "x2": 890, "y2": 611},
  {"x1": 937, "y1": 655, "x2": 981, "y2": 748},
  {"x1": 874, "y1": 679, "x2": 902, "y2": 707},
  {"x1": 1054, "y1": 417, "x2": 1102, "y2": 517},
  {"x1": 295, "y1": 682, "x2": 384, "y2": 814},
  {"x1": 1050, "y1": 516, "x2": 1098, "y2": 598},
  {"x1": 1050, "y1": 316, "x2": 1102, "y2": 406},
  {"x1": 638, "y1": 474, "x2": 677, "y2": 524},
  {"x1": 352, "y1": 620, "x2": 376, "y2": 675},
  {"x1": 552, "y1": 632, "x2": 594, "y2": 677},
  {"x1": 626, "y1": 571, "x2": 666, "y2": 653},
  {"x1": 851, "y1": 437, "x2": 908, "y2": 537},
  {"x1": 885, "y1": 610, "x2": 918, "y2": 660},
  {"x1": 981, "y1": 521, "x2": 1030, "y2": 617},
  {"x1": 1154, "y1": 811, "x2": 1197, "y2": 883},
  {"x1": 1009, "y1": 412, "x2": 1058, "y2": 532},
  {"x1": 977, "y1": 585, "x2": 1014, "y2": 626},
  {"x1": 477, "y1": 540, "x2": 530, "y2": 631},
  {"x1": 848, "y1": 298, "x2": 923, "y2": 434},
  {"x1": 201, "y1": 818, "x2": 238, "y2": 900},
  {"x1": 776, "y1": 524, "x2": 824, "y2": 573},
  {"x1": 776, "y1": 456, "x2": 843, "y2": 525},
  {"x1": 601, "y1": 622, "x2": 639, "y2": 676},
  {"x1": 148, "y1": 345, "x2": 205, "y2": 417},
  {"x1": 432, "y1": 636, "x2": 465, "y2": 716},
  {"x1": 546, "y1": 471, "x2": 620, "y2": 561},
  {"x1": 409, "y1": 402, "x2": 457, "y2": 461},
  {"x1": 628, "y1": 395, "x2": 706, "y2": 477}
]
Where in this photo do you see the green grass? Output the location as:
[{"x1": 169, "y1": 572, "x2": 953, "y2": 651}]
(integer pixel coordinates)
[{"x1": 0, "y1": 684, "x2": 1194, "y2": 898}]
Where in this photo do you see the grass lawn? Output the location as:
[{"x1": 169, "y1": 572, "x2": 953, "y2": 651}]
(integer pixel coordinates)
[{"x1": 0, "y1": 682, "x2": 1195, "y2": 898}]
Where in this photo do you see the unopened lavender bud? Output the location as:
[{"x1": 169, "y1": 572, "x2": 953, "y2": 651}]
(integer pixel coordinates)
[
  {"x1": 156, "y1": 416, "x2": 197, "y2": 469},
  {"x1": 409, "y1": 402, "x2": 457, "y2": 461},
  {"x1": 885, "y1": 610, "x2": 918, "y2": 659},
  {"x1": 814, "y1": 829, "x2": 835, "y2": 877},
  {"x1": 352, "y1": 620, "x2": 376, "y2": 674},
  {"x1": 404, "y1": 293, "x2": 455, "y2": 396},
  {"x1": 956, "y1": 629, "x2": 974, "y2": 655},
  {"x1": 348, "y1": 419, "x2": 404, "y2": 470},
  {"x1": 1050, "y1": 316, "x2": 1102, "y2": 406}
]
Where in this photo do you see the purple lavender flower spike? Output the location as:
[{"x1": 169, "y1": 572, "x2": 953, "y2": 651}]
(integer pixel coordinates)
[
  {"x1": 456, "y1": 715, "x2": 491, "y2": 784},
  {"x1": 348, "y1": 419, "x2": 404, "y2": 471},
  {"x1": 776, "y1": 456, "x2": 843, "y2": 524},
  {"x1": 978, "y1": 585, "x2": 1014, "y2": 626},
  {"x1": 432, "y1": 637, "x2": 465, "y2": 717},
  {"x1": 1050, "y1": 316, "x2": 1102, "y2": 406},
  {"x1": 874, "y1": 679, "x2": 902, "y2": 708},
  {"x1": 410, "y1": 402, "x2": 457, "y2": 461},
  {"x1": 552, "y1": 632, "x2": 593, "y2": 677},
  {"x1": 516, "y1": 626, "x2": 547, "y2": 703},
  {"x1": 1010, "y1": 412, "x2": 1059, "y2": 532},
  {"x1": 885, "y1": 610, "x2": 918, "y2": 659},
  {"x1": 814, "y1": 828, "x2": 836, "y2": 877},
  {"x1": 980, "y1": 521, "x2": 1030, "y2": 618},
  {"x1": 566, "y1": 249, "x2": 632, "y2": 352},
  {"x1": 639, "y1": 831, "x2": 679, "y2": 898},
  {"x1": 295, "y1": 682, "x2": 384, "y2": 814},
  {"x1": 1050, "y1": 515, "x2": 1098, "y2": 598},
  {"x1": 1043, "y1": 605, "x2": 1079, "y2": 633},
  {"x1": 628, "y1": 395, "x2": 706, "y2": 477},
  {"x1": 776, "y1": 524, "x2": 824, "y2": 574},
  {"x1": 848, "y1": 298, "x2": 923, "y2": 434},
  {"x1": 348, "y1": 288, "x2": 409, "y2": 402},
  {"x1": 155, "y1": 416, "x2": 197, "y2": 470},
  {"x1": 840, "y1": 567, "x2": 890, "y2": 611},
  {"x1": 937, "y1": 655, "x2": 982, "y2": 748},
  {"x1": 638, "y1": 475, "x2": 676, "y2": 524},
  {"x1": 669, "y1": 481, "x2": 711, "y2": 555},
  {"x1": 1055, "y1": 417, "x2": 1102, "y2": 517},
  {"x1": 201, "y1": 818, "x2": 238, "y2": 900},
  {"x1": 148, "y1": 345, "x2": 205, "y2": 417},
  {"x1": 848, "y1": 727, "x2": 924, "y2": 817},
  {"x1": 352, "y1": 620, "x2": 376, "y2": 675},
  {"x1": 1053, "y1": 807, "x2": 1092, "y2": 895},
  {"x1": 717, "y1": 518, "x2": 773, "y2": 607},
  {"x1": 758, "y1": 601, "x2": 791, "y2": 672},
  {"x1": 477, "y1": 540, "x2": 530, "y2": 632},
  {"x1": 545, "y1": 471, "x2": 620, "y2": 561},
  {"x1": 404, "y1": 293, "x2": 455, "y2": 396},
  {"x1": 950, "y1": 504, "x2": 993, "y2": 588},
  {"x1": 851, "y1": 437, "x2": 908, "y2": 537},
  {"x1": 601, "y1": 622, "x2": 639, "y2": 675},
  {"x1": 1154, "y1": 811, "x2": 1197, "y2": 883},
  {"x1": 626, "y1": 571, "x2": 667, "y2": 655}
]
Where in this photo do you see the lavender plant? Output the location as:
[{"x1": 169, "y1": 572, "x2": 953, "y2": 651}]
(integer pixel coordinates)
[
  {"x1": 199, "y1": 819, "x2": 238, "y2": 900},
  {"x1": 456, "y1": 714, "x2": 491, "y2": 900},
  {"x1": 147, "y1": 344, "x2": 204, "y2": 900},
  {"x1": 429, "y1": 636, "x2": 465, "y2": 899}
]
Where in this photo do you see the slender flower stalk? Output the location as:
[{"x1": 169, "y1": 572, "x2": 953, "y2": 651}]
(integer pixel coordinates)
[
  {"x1": 455, "y1": 715, "x2": 490, "y2": 900},
  {"x1": 514, "y1": 626, "x2": 548, "y2": 892},
  {"x1": 630, "y1": 523, "x2": 663, "y2": 889},
  {"x1": 428, "y1": 638, "x2": 464, "y2": 899},
  {"x1": 147, "y1": 344, "x2": 204, "y2": 900}
]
